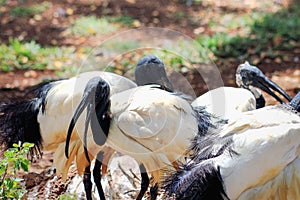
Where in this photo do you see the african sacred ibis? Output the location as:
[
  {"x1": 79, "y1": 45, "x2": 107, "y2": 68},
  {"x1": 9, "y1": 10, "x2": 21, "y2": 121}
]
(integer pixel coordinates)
[
  {"x1": 163, "y1": 92, "x2": 300, "y2": 200},
  {"x1": 0, "y1": 71, "x2": 136, "y2": 200},
  {"x1": 192, "y1": 61, "x2": 291, "y2": 120},
  {"x1": 66, "y1": 55, "x2": 215, "y2": 200}
]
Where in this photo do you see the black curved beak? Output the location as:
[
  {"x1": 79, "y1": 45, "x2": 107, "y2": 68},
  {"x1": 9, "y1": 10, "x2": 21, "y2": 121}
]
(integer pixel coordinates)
[
  {"x1": 237, "y1": 62, "x2": 291, "y2": 103},
  {"x1": 289, "y1": 92, "x2": 300, "y2": 112},
  {"x1": 65, "y1": 88, "x2": 94, "y2": 160},
  {"x1": 65, "y1": 77, "x2": 111, "y2": 163},
  {"x1": 253, "y1": 75, "x2": 291, "y2": 103}
]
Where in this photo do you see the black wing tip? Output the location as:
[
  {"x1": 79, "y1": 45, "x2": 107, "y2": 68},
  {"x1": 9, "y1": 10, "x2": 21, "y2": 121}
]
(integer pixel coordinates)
[
  {"x1": 163, "y1": 161, "x2": 228, "y2": 200},
  {"x1": 0, "y1": 99, "x2": 43, "y2": 158}
]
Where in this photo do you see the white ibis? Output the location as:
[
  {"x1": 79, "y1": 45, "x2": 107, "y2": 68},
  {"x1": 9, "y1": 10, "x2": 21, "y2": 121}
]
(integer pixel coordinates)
[
  {"x1": 91, "y1": 57, "x2": 291, "y2": 200},
  {"x1": 65, "y1": 55, "x2": 216, "y2": 200},
  {"x1": 192, "y1": 61, "x2": 291, "y2": 120},
  {"x1": 163, "y1": 92, "x2": 300, "y2": 200},
  {"x1": 0, "y1": 71, "x2": 136, "y2": 200}
]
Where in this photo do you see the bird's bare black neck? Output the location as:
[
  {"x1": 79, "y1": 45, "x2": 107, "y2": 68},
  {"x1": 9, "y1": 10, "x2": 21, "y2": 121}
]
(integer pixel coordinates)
[{"x1": 255, "y1": 94, "x2": 266, "y2": 109}]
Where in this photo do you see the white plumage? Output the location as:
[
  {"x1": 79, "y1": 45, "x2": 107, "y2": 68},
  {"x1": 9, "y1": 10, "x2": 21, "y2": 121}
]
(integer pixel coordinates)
[
  {"x1": 106, "y1": 85, "x2": 198, "y2": 176},
  {"x1": 192, "y1": 86, "x2": 256, "y2": 120},
  {"x1": 40, "y1": 71, "x2": 137, "y2": 179},
  {"x1": 218, "y1": 106, "x2": 300, "y2": 199},
  {"x1": 163, "y1": 93, "x2": 300, "y2": 200},
  {"x1": 0, "y1": 71, "x2": 136, "y2": 200},
  {"x1": 192, "y1": 61, "x2": 291, "y2": 120}
]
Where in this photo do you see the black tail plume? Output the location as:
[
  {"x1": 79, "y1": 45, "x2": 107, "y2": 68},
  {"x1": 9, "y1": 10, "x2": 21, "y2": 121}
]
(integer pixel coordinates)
[
  {"x1": 0, "y1": 81, "x2": 55, "y2": 158},
  {"x1": 163, "y1": 161, "x2": 229, "y2": 200},
  {"x1": 0, "y1": 99, "x2": 42, "y2": 157}
]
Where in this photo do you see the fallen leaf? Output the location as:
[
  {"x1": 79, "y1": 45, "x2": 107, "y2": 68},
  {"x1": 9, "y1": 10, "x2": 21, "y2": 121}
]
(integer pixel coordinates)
[
  {"x1": 126, "y1": 0, "x2": 136, "y2": 4},
  {"x1": 274, "y1": 57, "x2": 282, "y2": 63},
  {"x1": 54, "y1": 61, "x2": 63, "y2": 69},
  {"x1": 34, "y1": 14, "x2": 42, "y2": 21},
  {"x1": 132, "y1": 20, "x2": 141, "y2": 27},
  {"x1": 87, "y1": 28, "x2": 96, "y2": 35},
  {"x1": 273, "y1": 36, "x2": 282, "y2": 46},
  {"x1": 66, "y1": 8, "x2": 74, "y2": 15},
  {"x1": 193, "y1": 27, "x2": 205, "y2": 35}
]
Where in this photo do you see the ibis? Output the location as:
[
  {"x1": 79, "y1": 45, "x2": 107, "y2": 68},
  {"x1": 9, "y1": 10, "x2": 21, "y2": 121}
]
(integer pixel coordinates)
[
  {"x1": 163, "y1": 92, "x2": 300, "y2": 200},
  {"x1": 65, "y1": 55, "x2": 218, "y2": 200},
  {"x1": 192, "y1": 61, "x2": 291, "y2": 120},
  {"x1": 0, "y1": 71, "x2": 137, "y2": 200},
  {"x1": 87, "y1": 57, "x2": 290, "y2": 200}
]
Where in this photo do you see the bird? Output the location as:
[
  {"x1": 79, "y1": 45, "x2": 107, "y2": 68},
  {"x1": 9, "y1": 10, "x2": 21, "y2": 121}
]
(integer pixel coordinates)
[
  {"x1": 65, "y1": 55, "x2": 217, "y2": 200},
  {"x1": 89, "y1": 57, "x2": 290, "y2": 200},
  {"x1": 192, "y1": 61, "x2": 291, "y2": 120},
  {"x1": 0, "y1": 71, "x2": 137, "y2": 200},
  {"x1": 163, "y1": 92, "x2": 300, "y2": 200}
]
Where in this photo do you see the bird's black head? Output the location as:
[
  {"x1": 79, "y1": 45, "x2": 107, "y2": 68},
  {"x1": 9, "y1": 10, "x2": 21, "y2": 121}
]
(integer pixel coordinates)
[
  {"x1": 135, "y1": 55, "x2": 174, "y2": 92},
  {"x1": 236, "y1": 61, "x2": 291, "y2": 107},
  {"x1": 91, "y1": 78, "x2": 111, "y2": 146},
  {"x1": 65, "y1": 77, "x2": 111, "y2": 162}
]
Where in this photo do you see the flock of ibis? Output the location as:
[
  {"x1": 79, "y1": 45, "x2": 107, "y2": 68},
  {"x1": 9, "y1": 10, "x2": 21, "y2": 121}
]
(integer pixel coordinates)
[{"x1": 0, "y1": 55, "x2": 299, "y2": 200}]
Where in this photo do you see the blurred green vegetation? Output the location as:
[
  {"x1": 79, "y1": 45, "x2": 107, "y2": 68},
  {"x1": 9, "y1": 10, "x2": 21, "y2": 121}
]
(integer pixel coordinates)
[
  {"x1": 71, "y1": 15, "x2": 135, "y2": 36},
  {"x1": 10, "y1": 2, "x2": 49, "y2": 17},
  {"x1": 0, "y1": 39, "x2": 77, "y2": 72},
  {"x1": 0, "y1": 1, "x2": 299, "y2": 74},
  {"x1": 71, "y1": 16, "x2": 118, "y2": 36},
  {"x1": 198, "y1": 2, "x2": 300, "y2": 59}
]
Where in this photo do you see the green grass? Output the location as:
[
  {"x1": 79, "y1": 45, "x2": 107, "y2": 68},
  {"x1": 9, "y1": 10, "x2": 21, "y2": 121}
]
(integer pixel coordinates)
[
  {"x1": 71, "y1": 16, "x2": 118, "y2": 36},
  {"x1": 197, "y1": 2, "x2": 300, "y2": 59},
  {"x1": 108, "y1": 15, "x2": 135, "y2": 27},
  {"x1": 197, "y1": 34, "x2": 252, "y2": 58},
  {"x1": 102, "y1": 40, "x2": 140, "y2": 52},
  {"x1": 10, "y1": 2, "x2": 49, "y2": 17},
  {"x1": 219, "y1": 13, "x2": 260, "y2": 30},
  {"x1": 0, "y1": 39, "x2": 78, "y2": 72}
]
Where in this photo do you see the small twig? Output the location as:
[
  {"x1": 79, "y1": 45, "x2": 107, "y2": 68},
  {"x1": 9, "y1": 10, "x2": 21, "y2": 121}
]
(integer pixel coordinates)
[
  {"x1": 123, "y1": 189, "x2": 139, "y2": 195},
  {"x1": 129, "y1": 168, "x2": 140, "y2": 181},
  {"x1": 117, "y1": 162, "x2": 139, "y2": 188}
]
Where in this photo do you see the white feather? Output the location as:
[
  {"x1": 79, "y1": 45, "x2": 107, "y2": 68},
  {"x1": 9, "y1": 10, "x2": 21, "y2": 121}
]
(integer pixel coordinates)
[
  {"x1": 106, "y1": 85, "x2": 199, "y2": 180},
  {"x1": 192, "y1": 87, "x2": 256, "y2": 120},
  {"x1": 212, "y1": 106, "x2": 300, "y2": 199},
  {"x1": 37, "y1": 71, "x2": 136, "y2": 179}
]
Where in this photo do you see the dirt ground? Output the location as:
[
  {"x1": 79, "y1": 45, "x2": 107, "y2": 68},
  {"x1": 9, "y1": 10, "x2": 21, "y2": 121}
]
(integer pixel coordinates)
[{"x1": 0, "y1": 0, "x2": 299, "y2": 199}]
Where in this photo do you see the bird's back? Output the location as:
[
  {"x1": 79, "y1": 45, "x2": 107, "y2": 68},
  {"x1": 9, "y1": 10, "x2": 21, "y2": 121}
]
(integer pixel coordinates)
[
  {"x1": 37, "y1": 71, "x2": 136, "y2": 179},
  {"x1": 213, "y1": 106, "x2": 300, "y2": 199},
  {"x1": 107, "y1": 85, "x2": 199, "y2": 174},
  {"x1": 192, "y1": 87, "x2": 256, "y2": 120}
]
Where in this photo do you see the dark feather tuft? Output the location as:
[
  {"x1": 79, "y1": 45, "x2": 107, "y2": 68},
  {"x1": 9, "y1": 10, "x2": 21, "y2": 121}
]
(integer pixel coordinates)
[
  {"x1": 163, "y1": 161, "x2": 229, "y2": 200},
  {"x1": 0, "y1": 81, "x2": 56, "y2": 158}
]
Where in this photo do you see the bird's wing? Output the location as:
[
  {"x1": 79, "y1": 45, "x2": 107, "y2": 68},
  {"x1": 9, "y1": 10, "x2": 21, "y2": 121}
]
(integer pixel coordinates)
[
  {"x1": 216, "y1": 107, "x2": 300, "y2": 199},
  {"x1": 39, "y1": 71, "x2": 136, "y2": 145},
  {"x1": 110, "y1": 85, "x2": 198, "y2": 155},
  {"x1": 192, "y1": 87, "x2": 256, "y2": 120},
  {"x1": 220, "y1": 105, "x2": 300, "y2": 137}
]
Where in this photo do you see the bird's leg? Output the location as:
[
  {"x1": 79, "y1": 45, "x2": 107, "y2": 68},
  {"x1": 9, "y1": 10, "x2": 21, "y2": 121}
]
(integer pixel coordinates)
[
  {"x1": 136, "y1": 164, "x2": 149, "y2": 200},
  {"x1": 93, "y1": 151, "x2": 106, "y2": 200},
  {"x1": 150, "y1": 183, "x2": 159, "y2": 200},
  {"x1": 83, "y1": 166, "x2": 93, "y2": 200}
]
